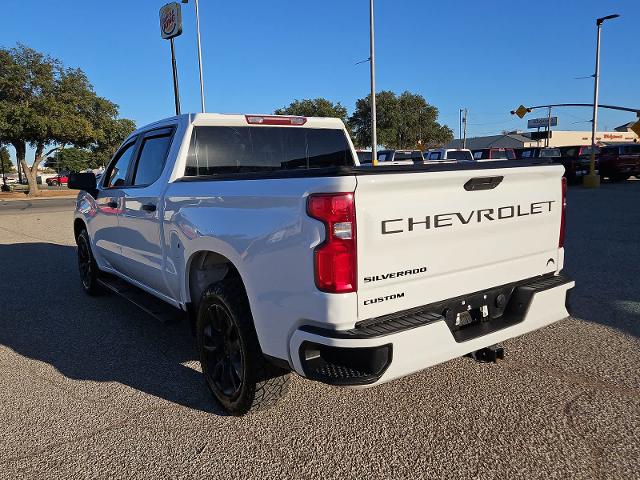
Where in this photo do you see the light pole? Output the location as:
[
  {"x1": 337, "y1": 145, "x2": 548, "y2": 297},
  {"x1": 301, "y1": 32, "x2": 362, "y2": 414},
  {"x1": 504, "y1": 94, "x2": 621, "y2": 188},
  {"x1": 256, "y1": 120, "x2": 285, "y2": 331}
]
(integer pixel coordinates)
[
  {"x1": 585, "y1": 13, "x2": 619, "y2": 188},
  {"x1": 182, "y1": 0, "x2": 206, "y2": 113},
  {"x1": 369, "y1": 0, "x2": 377, "y2": 166}
]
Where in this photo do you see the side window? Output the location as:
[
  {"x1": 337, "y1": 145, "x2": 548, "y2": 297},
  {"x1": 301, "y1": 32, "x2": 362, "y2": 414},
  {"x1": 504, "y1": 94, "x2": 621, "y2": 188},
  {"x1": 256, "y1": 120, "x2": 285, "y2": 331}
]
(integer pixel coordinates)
[
  {"x1": 473, "y1": 151, "x2": 482, "y2": 160},
  {"x1": 133, "y1": 132, "x2": 174, "y2": 186},
  {"x1": 521, "y1": 150, "x2": 532, "y2": 158},
  {"x1": 104, "y1": 141, "x2": 137, "y2": 188},
  {"x1": 378, "y1": 153, "x2": 387, "y2": 162}
]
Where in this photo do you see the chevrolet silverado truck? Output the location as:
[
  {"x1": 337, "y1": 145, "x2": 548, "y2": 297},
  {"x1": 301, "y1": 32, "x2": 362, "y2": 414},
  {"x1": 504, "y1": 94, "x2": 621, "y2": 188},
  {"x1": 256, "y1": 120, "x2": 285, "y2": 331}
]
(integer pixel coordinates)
[{"x1": 68, "y1": 113, "x2": 574, "y2": 416}]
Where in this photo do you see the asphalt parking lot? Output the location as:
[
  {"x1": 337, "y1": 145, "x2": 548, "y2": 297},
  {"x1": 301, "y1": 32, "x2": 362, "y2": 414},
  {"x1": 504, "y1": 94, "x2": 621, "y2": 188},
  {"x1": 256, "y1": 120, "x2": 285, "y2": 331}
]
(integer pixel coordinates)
[{"x1": 0, "y1": 183, "x2": 638, "y2": 479}]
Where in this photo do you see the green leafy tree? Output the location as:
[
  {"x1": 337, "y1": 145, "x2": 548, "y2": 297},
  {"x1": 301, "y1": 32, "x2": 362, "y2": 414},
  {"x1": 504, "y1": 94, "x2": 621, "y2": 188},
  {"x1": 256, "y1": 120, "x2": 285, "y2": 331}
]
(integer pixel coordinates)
[
  {"x1": 0, "y1": 146, "x2": 15, "y2": 174},
  {"x1": 349, "y1": 90, "x2": 453, "y2": 150},
  {"x1": 46, "y1": 147, "x2": 92, "y2": 173},
  {"x1": 275, "y1": 98, "x2": 348, "y2": 121},
  {"x1": 274, "y1": 98, "x2": 352, "y2": 137},
  {"x1": 0, "y1": 44, "x2": 135, "y2": 195},
  {"x1": 91, "y1": 118, "x2": 136, "y2": 168}
]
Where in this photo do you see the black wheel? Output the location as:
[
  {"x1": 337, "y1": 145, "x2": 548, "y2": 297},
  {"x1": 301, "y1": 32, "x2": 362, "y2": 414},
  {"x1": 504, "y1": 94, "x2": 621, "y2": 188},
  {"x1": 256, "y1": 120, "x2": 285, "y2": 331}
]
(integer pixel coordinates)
[
  {"x1": 77, "y1": 229, "x2": 102, "y2": 295},
  {"x1": 196, "y1": 276, "x2": 290, "y2": 416},
  {"x1": 51, "y1": 180, "x2": 59, "y2": 186}
]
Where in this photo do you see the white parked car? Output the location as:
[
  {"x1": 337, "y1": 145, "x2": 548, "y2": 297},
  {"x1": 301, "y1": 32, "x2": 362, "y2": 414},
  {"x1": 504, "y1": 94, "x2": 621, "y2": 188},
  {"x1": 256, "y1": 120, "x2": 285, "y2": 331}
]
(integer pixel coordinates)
[
  {"x1": 69, "y1": 113, "x2": 574, "y2": 415},
  {"x1": 425, "y1": 148, "x2": 474, "y2": 162}
]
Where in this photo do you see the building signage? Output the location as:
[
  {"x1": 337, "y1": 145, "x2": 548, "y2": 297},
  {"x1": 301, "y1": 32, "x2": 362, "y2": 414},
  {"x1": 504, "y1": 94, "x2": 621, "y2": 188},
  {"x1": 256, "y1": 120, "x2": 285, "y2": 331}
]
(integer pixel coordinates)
[
  {"x1": 528, "y1": 117, "x2": 558, "y2": 129},
  {"x1": 160, "y1": 3, "x2": 183, "y2": 39}
]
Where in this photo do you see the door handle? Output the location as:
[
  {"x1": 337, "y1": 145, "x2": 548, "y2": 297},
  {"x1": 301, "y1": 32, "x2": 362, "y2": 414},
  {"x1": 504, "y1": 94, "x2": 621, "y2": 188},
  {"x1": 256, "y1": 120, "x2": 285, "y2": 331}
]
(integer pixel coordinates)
[
  {"x1": 107, "y1": 201, "x2": 118, "y2": 208},
  {"x1": 142, "y1": 203, "x2": 157, "y2": 212},
  {"x1": 464, "y1": 176, "x2": 504, "y2": 191}
]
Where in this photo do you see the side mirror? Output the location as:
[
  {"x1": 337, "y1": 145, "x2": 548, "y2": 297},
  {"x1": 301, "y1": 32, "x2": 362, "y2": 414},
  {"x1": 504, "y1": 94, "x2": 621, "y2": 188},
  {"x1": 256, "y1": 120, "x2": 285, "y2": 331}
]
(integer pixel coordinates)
[{"x1": 68, "y1": 172, "x2": 97, "y2": 191}]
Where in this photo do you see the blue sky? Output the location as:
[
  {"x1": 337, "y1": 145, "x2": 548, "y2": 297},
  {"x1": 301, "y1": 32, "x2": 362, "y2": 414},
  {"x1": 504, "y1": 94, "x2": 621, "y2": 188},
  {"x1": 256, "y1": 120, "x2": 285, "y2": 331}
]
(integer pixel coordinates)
[{"x1": 2, "y1": 0, "x2": 639, "y2": 158}]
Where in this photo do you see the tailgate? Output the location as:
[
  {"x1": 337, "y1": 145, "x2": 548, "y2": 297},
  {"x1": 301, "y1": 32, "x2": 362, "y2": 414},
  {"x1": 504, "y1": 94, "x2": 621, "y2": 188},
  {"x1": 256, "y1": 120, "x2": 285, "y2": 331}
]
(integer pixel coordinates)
[{"x1": 354, "y1": 165, "x2": 565, "y2": 320}]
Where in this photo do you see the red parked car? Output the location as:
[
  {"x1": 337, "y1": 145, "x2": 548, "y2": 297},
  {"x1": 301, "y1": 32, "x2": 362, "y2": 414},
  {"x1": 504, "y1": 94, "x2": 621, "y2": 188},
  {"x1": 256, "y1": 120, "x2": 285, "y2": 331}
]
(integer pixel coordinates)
[
  {"x1": 46, "y1": 174, "x2": 69, "y2": 186},
  {"x1": 597, "y1": 144, "x2": 640, "y2": 182}
]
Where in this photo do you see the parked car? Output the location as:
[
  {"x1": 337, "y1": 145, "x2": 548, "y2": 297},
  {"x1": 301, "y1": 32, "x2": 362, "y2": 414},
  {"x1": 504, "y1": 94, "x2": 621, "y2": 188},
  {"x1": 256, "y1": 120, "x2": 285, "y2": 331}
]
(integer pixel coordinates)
[
  {"x1": 359, "y1": 149, "x2": 423, "y2": 166},
  {"x1": 515, "y1": 147, "x2": 562, "y2": 160},
  {"x1": 46, "y1": 174, "x2": 69, "y2": 186},
  {"x1": 597, "y1": 143, "x2": 640, "y2": 181},
  {"x1": 356, "y1": 151, "x2": 372, "y2": 164},
  {"x1": 424, "y1": 148, "x2": 473, "y2": 162},
  {"x1": 557, "y1": 145, "x2": 600, "y2": 184},
  {"x1": 472, "y1": 148, "x2": 516, "y2": 161},
  {"x1": 69, "y1": 112, "x2": 573, "y2": 416},
  {"x1": 515, "y1": 147, "x2": 600, "y2": 184}
]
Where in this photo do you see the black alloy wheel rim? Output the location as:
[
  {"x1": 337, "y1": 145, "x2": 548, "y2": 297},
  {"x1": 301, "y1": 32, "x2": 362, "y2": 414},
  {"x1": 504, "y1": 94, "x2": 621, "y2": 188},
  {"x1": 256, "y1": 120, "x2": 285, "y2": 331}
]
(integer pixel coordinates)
[
  {"x1": 77, "y1": 237, "x2": 92, "y2": 289},
  {"x1": 202, "y1": 304, "x2": 244, "y2": 400}
]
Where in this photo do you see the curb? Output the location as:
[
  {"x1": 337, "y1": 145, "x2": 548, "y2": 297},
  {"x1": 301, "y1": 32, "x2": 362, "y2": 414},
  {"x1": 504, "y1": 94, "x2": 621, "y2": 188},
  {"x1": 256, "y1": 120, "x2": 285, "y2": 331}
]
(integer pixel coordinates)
[{"x1": 0, "y1": 194, "x2": 77, "y2": 202}]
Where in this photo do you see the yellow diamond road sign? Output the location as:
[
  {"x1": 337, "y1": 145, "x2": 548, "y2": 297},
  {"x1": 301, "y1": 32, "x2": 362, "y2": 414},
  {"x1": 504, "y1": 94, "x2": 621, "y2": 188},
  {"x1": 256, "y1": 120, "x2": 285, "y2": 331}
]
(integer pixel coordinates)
[
  {"x1": 631, "y1": 120, "x2": 640, "y2": 137},
  {"x1": 515, "y1": 105, "x2": 528, "y2": 119}
]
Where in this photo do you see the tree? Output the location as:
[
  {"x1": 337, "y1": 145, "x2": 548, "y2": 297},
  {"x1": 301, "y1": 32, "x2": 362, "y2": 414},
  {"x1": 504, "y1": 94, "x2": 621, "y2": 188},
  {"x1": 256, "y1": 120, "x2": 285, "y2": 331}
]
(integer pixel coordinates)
[
  {"x1": 0, "y1": 146, "x2": 15, "y2": 174},
  {"x1": 91, "y1": 118, "x2": 136, "y2": 168},
  {"x1": 274, "y1": 98, "x2": 352, "y2": 136},
  {"x1": 46, "y1": 147, "x2": 92, "y2": 173},
  {"x1": 0, "y1": 44, "x2": 135, "y2": 195},
  {"x1": 349, "y1": 90, "x2": 453, "y2": 150}
]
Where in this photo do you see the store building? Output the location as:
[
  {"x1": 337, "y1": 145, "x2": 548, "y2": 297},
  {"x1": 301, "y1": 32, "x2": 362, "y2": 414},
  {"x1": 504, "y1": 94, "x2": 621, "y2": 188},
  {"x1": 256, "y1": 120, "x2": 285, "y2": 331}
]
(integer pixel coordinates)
[{"x1": 447, "y1": 126, "x2": 638, "y2": 150}]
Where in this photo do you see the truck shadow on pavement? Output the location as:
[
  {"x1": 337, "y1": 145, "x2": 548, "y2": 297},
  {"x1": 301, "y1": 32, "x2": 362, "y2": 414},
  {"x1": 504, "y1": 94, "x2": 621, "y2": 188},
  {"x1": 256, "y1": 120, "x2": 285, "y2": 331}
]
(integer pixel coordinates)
[
  {"x1": 563, "y1": 181, "x2": 640, "y2": 338},
  {"x1": 0, "y1": 242, "x2": 226, "y2": 415}
]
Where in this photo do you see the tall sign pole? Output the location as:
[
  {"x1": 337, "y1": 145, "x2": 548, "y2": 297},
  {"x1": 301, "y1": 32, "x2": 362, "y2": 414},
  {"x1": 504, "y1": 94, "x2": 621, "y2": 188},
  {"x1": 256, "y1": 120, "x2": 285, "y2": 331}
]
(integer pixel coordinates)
[
  {"x1": 160, "y1": 3, "x2": 184, "y2": 116},
  {"x1": 169, "y1": 38, "x2": 181, "y2": 115},
  {"x1": 369, "y1": 0, "x2": 378, "y2": 166}
]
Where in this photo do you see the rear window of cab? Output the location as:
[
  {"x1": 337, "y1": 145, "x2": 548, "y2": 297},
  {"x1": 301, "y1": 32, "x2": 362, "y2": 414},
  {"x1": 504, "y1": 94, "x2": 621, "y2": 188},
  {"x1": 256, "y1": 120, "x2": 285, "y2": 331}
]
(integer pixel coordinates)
[{"x1": 185, "y1": 126, "x2": 354, "y2": 176}]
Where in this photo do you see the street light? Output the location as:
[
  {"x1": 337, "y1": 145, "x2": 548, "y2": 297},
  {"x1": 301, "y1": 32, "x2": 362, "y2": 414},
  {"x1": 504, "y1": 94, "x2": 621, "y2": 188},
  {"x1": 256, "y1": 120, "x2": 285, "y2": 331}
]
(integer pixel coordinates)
[
  {"x1": 585, "y1": 13, "x2": 620, "y2": 188},
  {"x1": 182, "y1": 0, "x2": 206, "y2": 113}
]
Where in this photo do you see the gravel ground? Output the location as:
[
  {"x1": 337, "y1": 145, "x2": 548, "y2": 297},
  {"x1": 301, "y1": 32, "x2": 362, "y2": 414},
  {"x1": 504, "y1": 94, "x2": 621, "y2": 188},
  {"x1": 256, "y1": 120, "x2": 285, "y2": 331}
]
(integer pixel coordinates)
[{"x1": 0, "y1": 182, "x2": 638, "y2": 479}]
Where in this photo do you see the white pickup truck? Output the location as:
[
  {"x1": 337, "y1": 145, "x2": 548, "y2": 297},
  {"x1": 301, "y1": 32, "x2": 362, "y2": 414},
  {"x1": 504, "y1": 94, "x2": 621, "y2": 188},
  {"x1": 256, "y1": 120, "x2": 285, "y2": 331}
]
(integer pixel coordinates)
[{"x1": 69, "y1": 113, "x2": 574, "y2": 415}]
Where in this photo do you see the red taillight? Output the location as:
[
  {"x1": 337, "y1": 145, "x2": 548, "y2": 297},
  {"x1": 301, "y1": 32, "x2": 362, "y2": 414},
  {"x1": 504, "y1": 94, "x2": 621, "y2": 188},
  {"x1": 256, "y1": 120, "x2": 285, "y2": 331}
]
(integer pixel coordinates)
[
  {"x1": 245, "y1": 115, "x2": 306, "y2": 126},
  {"x1": 559, "y1": 176, "x2": 567, "y2": 247},
  {"x1": 307, "y1": 193, "x2": 357, "y2": 293}
]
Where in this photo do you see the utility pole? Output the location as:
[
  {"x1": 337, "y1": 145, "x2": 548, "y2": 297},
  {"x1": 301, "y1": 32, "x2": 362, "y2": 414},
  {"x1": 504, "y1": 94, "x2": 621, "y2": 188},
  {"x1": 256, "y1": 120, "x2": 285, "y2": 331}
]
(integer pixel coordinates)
[
  {"x1": 459, "y1": 109, "x2": 463, "y2": 145},
  {"x1": 546, "y1": 106, "x2": 552, "y2": 147},
  {"x1": 369, "y1": 0, "x2": 377, "y2": 166},
  {"x1": 462, "y1": 108, "x2": 468, "y2": 149},
  {"x1": 585, "y1": 13, "x2": 620, "y2": 188},
  {"x1": 181, "y1": 0, "x2": 206, "y2": 112}
]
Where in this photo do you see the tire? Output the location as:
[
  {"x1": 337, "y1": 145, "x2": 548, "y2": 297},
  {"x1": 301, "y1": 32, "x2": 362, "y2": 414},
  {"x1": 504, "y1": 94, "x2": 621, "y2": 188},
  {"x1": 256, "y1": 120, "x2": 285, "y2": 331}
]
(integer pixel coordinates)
[
  {"x1": 76, "y1": 229, "x2": 102, "y2": 296},
  {"x1": 196, "y1": 276, "x2": 290, "y2": 416},
  {"x1": 51, "y1": 180, "x2": 59, "y2": 186}
]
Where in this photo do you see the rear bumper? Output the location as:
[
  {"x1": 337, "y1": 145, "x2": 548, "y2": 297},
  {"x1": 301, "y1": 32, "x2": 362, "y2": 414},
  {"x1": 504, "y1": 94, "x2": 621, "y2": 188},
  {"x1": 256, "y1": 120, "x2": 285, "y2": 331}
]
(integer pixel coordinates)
[{"x1": 289, "y1": 274, "x2": 574, "y2": 387}]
